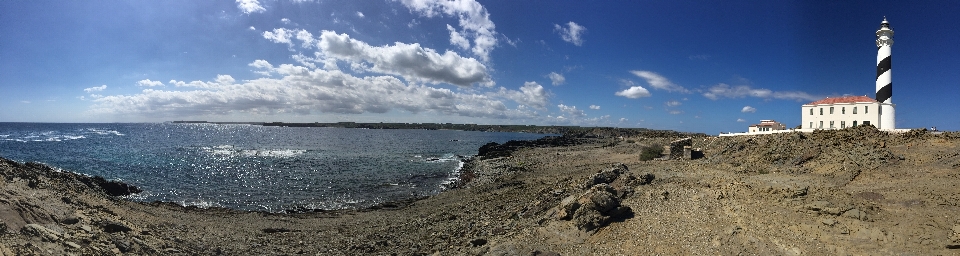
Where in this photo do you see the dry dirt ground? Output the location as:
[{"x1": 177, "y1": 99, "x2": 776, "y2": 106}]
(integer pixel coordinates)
[{"x1": 1, "y1": 126, "x2": 959, "y2": 255}]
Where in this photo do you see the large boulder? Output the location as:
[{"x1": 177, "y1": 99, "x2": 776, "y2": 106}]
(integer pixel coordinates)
[
  {"x1": 582, "y1": 163, "x2": 628, "y2": 188},
  {"x1": 555, "y1": 184, "x2": 632, "y2": 232}
]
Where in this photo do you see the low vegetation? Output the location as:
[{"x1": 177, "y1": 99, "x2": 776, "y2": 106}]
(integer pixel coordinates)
[{"x1": 638, "y1": 144, "x2": 663, "y2": 161}]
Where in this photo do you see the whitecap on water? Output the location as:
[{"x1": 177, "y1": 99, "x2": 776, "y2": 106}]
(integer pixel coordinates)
[
  {"x1": 86, "y1": 128, "x2": 124, "y2": 136},
  {"x1": 240, "y1": 149, "x2": 306, "y2": 158},
  {"x1": 201, "y1": 145, "x2": 305, "y2": 158}
]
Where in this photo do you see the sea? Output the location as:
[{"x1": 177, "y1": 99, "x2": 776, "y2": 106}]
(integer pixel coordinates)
[{"x1": 0, "y1": 123, "x2": 550, "y2": 212}]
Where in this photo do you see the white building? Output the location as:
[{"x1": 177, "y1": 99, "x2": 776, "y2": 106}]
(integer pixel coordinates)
[
  {"x1": 800, "y1": 95, "x2": 884, "y2": 130},
  {"x1": 748, "y1": 120, "x2": 787, "y2": 133},
  {"x1": 720, "y1": 18, "x2": 903, "y2": 137}
]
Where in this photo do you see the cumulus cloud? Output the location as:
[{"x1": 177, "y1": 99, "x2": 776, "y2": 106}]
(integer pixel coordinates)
[
  {"x1": 446, "y1": 24, "x2": 471, "y2": 50},
  {"x1": 741, "y1": 106, "x2": 756, "y2": 113},
  {"x1": 630, "y1": 70, "x2": 689, "y2": 93},
  {"x1": 89, "y1": 66, "x2": 540, "y2": 120},
  {"x1": 615, "y1": 83, "x2": 651, "y2": 99},
  {"x1": 547, "y1": 72, "x2": 565, "y2": 86},
  {"x1": 314, "y1": 30, "x2": 492, "y2": 87},
  {"x1": 249, "y1": 59, "x2": 275, "y2": 76},
  {"x1": 557, "y1": 104, "x2": 585, "y2": 117},
  {"x1": 400, "y1": 0, "x2": 498, "y2": 62},
  {"x1": 499, "y1": 82, "x2": 549, "y2": 110},
  {"x1": 589, "y1": 105, "x2": 600, "y2": 110},
  {"x1": 137, "y1": 79, "x2": 164, "y2": 87},
  {"x1": 295, "y1": 30, "x2": 316, "y2": 49},
  {"x1": 356, "y1": 12, "x2": 364, "y2": 18},
  {"x1": 665, "y1": 100, "x2": 681, "y2": 107},
  {"x1": 263, "y1": 28, "x2": 294, "y2": 46},
  {"x1": 619, "y1": 117, "x2": 628, "y2": 123},
  {"x1": 249, "y1": 26, "x2": 256, "y2": 31},
  {"x1": 554, "y1": 21, "x2": 586, "y2": 46},
  {"x1": 703, "y1": 83, "x2": 820, "y2": 102},
  {"x1": 737, "y1": 118, "x2": 746, "y2": 122},
  {"x1": 236, "y1": 0, "x2": 265, "y2": 14},
  {"x1": 281, "y1": 18, "x2": 291, "y2": 24},
  {"x1": 84, "y1": 85, "x2": 107, "y2": 93}
]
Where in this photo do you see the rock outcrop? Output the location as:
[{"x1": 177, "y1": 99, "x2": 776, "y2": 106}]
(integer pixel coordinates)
[{"x1": 551, "y1": 163, "x2": 646, "y2": 233}]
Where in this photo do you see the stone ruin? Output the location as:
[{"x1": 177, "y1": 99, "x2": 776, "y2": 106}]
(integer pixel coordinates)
[{"x1": 660, "y1": 137, "x2": 702, "y2": 160}]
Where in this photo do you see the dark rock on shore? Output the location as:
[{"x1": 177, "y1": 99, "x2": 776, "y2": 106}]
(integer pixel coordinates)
[
  {"x1": 478, "y1": 135, "x2": 587, "y2": 159},
  {"x1": 3, "y1": 158, "x2": 141, "y2": 197}
]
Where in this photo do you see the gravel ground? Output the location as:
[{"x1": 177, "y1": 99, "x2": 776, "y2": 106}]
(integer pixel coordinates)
[{"x1": 1, "y1": 126, "x2": 959, "y2": 255}]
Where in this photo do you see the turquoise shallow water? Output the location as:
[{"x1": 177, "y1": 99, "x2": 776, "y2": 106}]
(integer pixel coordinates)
[{"x1": 0, "y1": 123, "x2": 550, "y2": 212}]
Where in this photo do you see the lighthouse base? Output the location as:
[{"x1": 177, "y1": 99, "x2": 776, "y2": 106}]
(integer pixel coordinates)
[{"x1": 879, "y1": 103, "x2": 896, "y2": 130}]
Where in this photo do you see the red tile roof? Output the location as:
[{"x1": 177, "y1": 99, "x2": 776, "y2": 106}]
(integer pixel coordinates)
[{"x1": 806, "y1": 95, "x2": 877, "y2": 105}]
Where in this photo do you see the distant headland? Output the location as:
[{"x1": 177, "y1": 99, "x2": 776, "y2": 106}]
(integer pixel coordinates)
[{"x1": 170, "y1": 121, "x2": 707, "y2": 138}]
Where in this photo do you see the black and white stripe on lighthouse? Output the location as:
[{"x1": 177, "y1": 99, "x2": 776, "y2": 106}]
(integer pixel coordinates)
[{"x1": 875, "y1": 17, "x2": 895, "y2": 130}]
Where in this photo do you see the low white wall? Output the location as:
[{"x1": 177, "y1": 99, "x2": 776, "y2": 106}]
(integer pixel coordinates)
[{"x1": 718, "y1": 128, "x2": 917, "y2": 137}]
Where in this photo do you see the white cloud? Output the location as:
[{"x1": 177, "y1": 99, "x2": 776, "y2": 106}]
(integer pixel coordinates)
[
  {"x1": 554, "y1": 21, "x2": 586, "y2": 46},
  {"x1": 400, "y1": 0, "x2": 499, "y2": 62},
  {"x1": 249, "y1": 26, "x2": 256, "y2": 31},
  {"x1": 737, "y1": 118, "x2": 746, "y2": 122},
  {"x1": 557, "y1": 104, "x2": 585, "y2": 117},
  {"x1": 356, "y1": 11, "x2": 365, "y2": 18},
  {"x1": 236, "y1": 0, "x2": 265, "y2": 14},
  {"x1": 547, "y1": 72, "x2": 565, "y2": 86},
  {"x1": 619, "y1": 117, "x2": 628, "y2": 123},
  {"x1": 589, "y1": 105, "x2": 600, "y2": 110},
  {"x1": 249, "y1": 59, "x2": 275, "y2": 76},
  {"x1": 499, "y1": 82, "x2": 549, "y2": 110},
  {"x1": 615, "y1": 85, "x2": 651, "y2": 99},
  {"x1": 314, "y1": 30, "x2": 492, "y2": 87},
  {"x1": 446, "y1": 24, "x2": 471, "y2": 50},
  {"x1": 668, "y1": 110, "x2": 683, "y2": 115},
  {"x1": 703, "y1": 83, "x2": 820, "y2": 102},
  {"x1": 88, "y1": 66, "x2": 540, "y2": 121},
  {"x1": 84, "y1": 85, "x2": 107, "y2": 92},
  {"x1": 263, "y1": 28, "x2": 294, "y2": 46},
  {"x1": 630, "y1": 70, "x2": 689, "y2": 93},
  {"x1": 741, "y1": 106, "x2": 756, "y2": 113},
  {"x1": 665, "y1": 100, "x2": 681, "y2": 107},
  {"x1": 295, "y1": 30, "x2": 316, "y2": 49},
  {"x1": 137, "y1": 79, "x2": 164, "y2": 87}
]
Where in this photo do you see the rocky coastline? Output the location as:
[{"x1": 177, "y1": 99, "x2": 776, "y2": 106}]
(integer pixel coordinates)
[{"x1": 2, "y1": 126, "x2": 960, "y2": 255}]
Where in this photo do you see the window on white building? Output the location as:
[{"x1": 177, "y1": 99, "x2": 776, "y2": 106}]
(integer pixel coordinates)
[
  {"x1": 830, "y1": 121, "x2": 834, "y2": 129},
  {"x1": 842, "y1": 107, "x2": 845, "y2": 114},
  {"x1": 853, "y1": 107, "x2": 857, "y2": 114},
  {"x1": 819, "y1": 121, "x2": 823, "y2": 128},
  {"x1": 820, "y1": 108, "x2": 823, "y2": 115},
  {"x1": 830, "y1": 107, "x2": 834, "y2": 114},
  {"x1": 809, "y1": 122, "x2": 813, "y2": 129},
  {"x1": 865, "y1": 106, "x2": 868, "y2": 114},
  {"x1": 809, "y1": 109, "x2": 813, "y2": 115},
  {"x1": 841, "y1": 121, "x2": 846, "y2": 128},
  {"x1": 853, "y1": 120, "x2": 858, "y2": 127}
]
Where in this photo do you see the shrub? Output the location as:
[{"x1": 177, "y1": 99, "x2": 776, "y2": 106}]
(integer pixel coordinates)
[{"x1": 639, "y1": 144, "x2": 663, "y2": 161}]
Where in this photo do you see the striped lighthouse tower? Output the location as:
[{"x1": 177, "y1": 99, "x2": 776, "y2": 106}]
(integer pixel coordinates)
[{"x1": 875, "y1": 17, "x2": 895, "y2": 130}]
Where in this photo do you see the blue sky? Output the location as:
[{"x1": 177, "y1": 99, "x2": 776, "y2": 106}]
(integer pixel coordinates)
[{"x1": 1, "y1": 0, "x2": 957, "y2": 134}]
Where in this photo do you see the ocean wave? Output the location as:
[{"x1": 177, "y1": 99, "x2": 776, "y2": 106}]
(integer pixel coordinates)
[
  {"x1": 85, "y1": 128, "x2": 124, "y2": 136},
  {"x1": 202, "y1": 145, "x2": 306, "y2": 158},
  {"x1": 2, "y1": 128, "x2": 118, "y2": 143}
]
